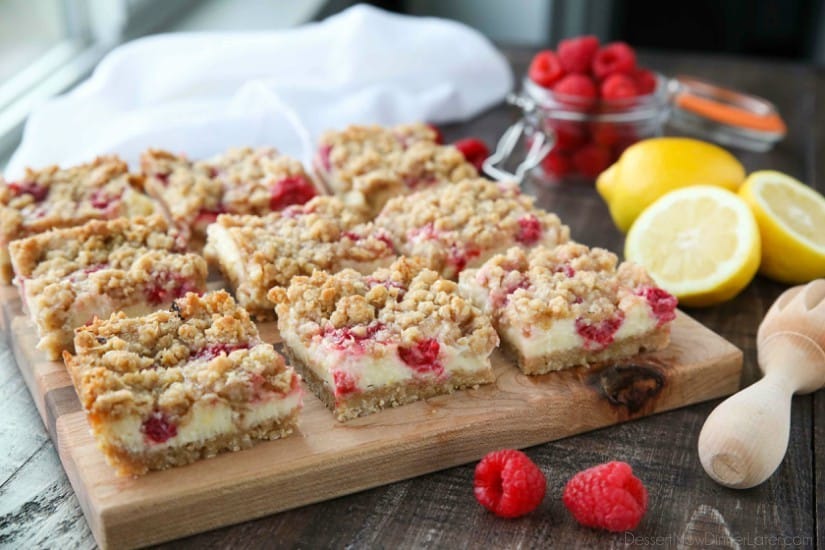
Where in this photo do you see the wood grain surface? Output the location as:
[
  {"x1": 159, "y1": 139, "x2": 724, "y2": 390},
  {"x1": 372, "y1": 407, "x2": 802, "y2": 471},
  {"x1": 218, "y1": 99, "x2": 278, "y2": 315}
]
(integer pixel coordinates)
[
  {"x1": 1, "y1": 48, "x2": 822, "y2": 550},
  {"x1": 3, "y1": 279, "x2": 741, "y2": 548}
]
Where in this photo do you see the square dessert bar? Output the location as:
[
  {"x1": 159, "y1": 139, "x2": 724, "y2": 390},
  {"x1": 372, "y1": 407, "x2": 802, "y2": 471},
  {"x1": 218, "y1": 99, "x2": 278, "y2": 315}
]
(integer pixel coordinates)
[
  {"x1": 269, "y1": 257, "x2": 499, "y2": 421},
  {"x1": 313, "y1": 123, "x2": 477, "y2": 216},
  {"x1": 458, "y1": 243, "x2": 678, "y2": 374},
  {"x1": 375, "y1": 179, "x2": 570, "y2": 280},
  {"x1": 64, "y1": 291, "x2": 302, "y2": 476},
  {"x1": 9, "y1": 216, "x2": 207, "y2": 360},
  {"x1": 141, "y1": 147, "x2": 319, "y2": 239},
  {"x1": 0, "y1": 155, "x2": 156, "y2": 283},
  {"x1": 205, "y1": 196, "x2": 396, "y2": 319}
]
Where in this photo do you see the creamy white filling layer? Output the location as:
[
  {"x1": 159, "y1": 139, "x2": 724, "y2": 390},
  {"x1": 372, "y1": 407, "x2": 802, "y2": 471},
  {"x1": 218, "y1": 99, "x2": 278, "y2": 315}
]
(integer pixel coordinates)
[
  {"x1": 104, "y1": 390, "x2": 301, "y2": 454},
  {"x1": 281, "y1": 328, "x2": 490, "y2": 393},
  {"x1": 206, "y1": 223, "x2": 245, "y2": 286}
]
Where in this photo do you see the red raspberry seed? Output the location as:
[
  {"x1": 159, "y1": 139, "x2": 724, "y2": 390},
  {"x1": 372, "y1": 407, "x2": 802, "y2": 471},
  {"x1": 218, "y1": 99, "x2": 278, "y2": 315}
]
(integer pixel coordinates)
[
  {"x1": 558, "y1": 35, "x2": 600, "y2": 74},
  {"x1": 142, "y1": 412, "x2": 177, "y2": 444},
  {"x1": 474, "y1": 449, "x2": 546, "y2": 518},
  {"x1": 453, "y1": 138, "x2": 489, "y2": 172},
  {"x1": 593, "y1": 42, "x2": 637, "y2": 80},
  {"x1": 563, "y1": 461, "x2": 648, "y2": 532},
  {"x1": 601, "y1": 73, "x2": 639, "y2": 101},
  {"x1": 270, "y1": 175, "x2": 317, "y2": 211},
  {"x1": 528, "y1": 50, "x2": 564, "y2": 88}
]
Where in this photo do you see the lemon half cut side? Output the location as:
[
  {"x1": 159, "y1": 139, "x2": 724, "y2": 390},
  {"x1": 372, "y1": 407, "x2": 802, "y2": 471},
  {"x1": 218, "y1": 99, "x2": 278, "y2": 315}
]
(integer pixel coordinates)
[
  {"x1": 625, "y1": 185, "x2": 761, "y2": 307},
  {"x1": 739, "y1": 170, "x2": 825, "y2": 284}
]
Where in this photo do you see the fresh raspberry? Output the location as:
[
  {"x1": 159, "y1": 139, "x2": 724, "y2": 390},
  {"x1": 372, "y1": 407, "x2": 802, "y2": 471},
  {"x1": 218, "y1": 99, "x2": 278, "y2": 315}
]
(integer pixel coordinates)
[
  {"x1": 474, "y1": 449, "x2": 546, "y2": 518},
  {"x1": 601, "y1": 73, "x2": 639, "y2": 100},
  {"x1": 557, "y1": 35, "x2": 600, "y2": 74},
  {"x1": 270, "y1": 175, "x2": 317, "y2": 211},
  {"x1": 516, "y1": 214, "x2": 542, "y2": 245},
  {"x1": 552, "y1": 74, "x2": 597, "y2": 103},
  {"x1": 453, "y1": 138, "x2": 489, "y2": 171},
  {"x1": 592, "y1": 42, "x2": 637, "y2": 80},
  {"x1": 572, "y1": 144, "x2": 612, "y2": 178},
  {"x1": 563, "y1": 461, "x2": 648, "y2": 532},
  {"x1": 426, "y1": 123, "x2": 444, "y2": 144},
  {"x1": 548, "y1": 121, "x2": 587, "y2": 152},
  {"x1": 541, "y1": 149, "x2": 571, "y2": 177},
  {"x1": 142, "y1": 412, "x2": 177, "y2": 444},
  {"x1": 636, "y1": 286, "x2": 678, "y2": 326},
  {"x1": 575, "y1": 312, "x2": 625, "y2": 349},
  {"x1": 528, "y1": 50, "x2": 564, "y2": 88},
  {"x1": 633, "y1": 69, "x2": 658, "y2": 95},
  {"x1": 591, "y1": 123, "x2": 620, "y2": 147}
]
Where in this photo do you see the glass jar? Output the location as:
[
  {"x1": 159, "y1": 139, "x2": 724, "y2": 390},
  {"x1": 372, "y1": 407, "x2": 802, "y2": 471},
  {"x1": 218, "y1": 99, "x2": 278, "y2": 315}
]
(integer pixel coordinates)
[{"x1": 483, "y1": 75, "x2": 786, "y2": 184}]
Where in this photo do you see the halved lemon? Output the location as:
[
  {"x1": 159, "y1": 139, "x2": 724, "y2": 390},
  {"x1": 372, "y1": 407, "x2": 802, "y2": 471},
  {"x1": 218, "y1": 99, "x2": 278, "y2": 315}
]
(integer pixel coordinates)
[
  {"x1": 625, "y1": 185, "x2": 761, "y2": 307},
  {"x1": 739, "y1": 171, "x2": 825, "y2": 284}
]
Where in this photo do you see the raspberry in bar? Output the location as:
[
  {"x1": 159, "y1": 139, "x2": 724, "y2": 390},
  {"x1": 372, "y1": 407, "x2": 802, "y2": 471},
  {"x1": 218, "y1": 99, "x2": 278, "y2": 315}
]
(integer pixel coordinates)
[
  {"x1": 205, "y1": 196, "x2": 396, "y2": 320},
  {"x1": 64, "y1": 291, "x2": 302, "y2": 477},
  {"x1": 0, "y1": 156, "x2": 156, "y2": 283},
  {"x1": 269, "y1": 257, "x2": 499, "y2": 421},
  {"x1": 141, "y1": 147, "x2": 319, "y2": 240},
  {"x1": 458, "y1": 243, "x2": 677, "y2": 374},
  {"x1": 375, "y1": 179, "x2": 570, "y2": 280},
  {"x1": 9, "y1": 216, "x2": 207, "y2": 360},
  {"x1": 313, "y1": 123, "x2": 477, "y2": 216}
]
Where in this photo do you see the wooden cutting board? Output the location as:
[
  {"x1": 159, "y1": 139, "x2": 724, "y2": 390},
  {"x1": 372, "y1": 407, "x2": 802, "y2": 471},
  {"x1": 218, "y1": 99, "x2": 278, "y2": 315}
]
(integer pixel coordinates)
[{"x1": 1, "y1": 284, "x2": 742, "y2": 549}]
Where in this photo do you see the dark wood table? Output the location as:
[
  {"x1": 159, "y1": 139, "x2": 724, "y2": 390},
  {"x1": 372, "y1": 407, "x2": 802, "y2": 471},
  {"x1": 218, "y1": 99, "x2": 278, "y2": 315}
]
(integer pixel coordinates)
[{"x1": 1, "y1": 48, "x2": 822, "y2": 549}]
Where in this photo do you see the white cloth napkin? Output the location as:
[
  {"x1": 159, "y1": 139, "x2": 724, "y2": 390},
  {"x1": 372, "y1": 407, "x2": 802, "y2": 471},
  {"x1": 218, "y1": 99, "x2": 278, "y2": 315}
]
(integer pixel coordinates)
[{"x1": 6, "y1": 4, "x2": 512, "y2": 178}]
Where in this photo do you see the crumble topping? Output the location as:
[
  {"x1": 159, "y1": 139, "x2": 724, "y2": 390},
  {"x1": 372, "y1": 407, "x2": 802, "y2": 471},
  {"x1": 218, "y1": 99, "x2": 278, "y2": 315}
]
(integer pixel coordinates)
[
  {"x1": 141, "y1": 146, "x2": 316, "y2": 226},
  {"x1": 0, "y1": 155, "x2": 155, "y2": 244},
  {"x1": 467, "y1": 244, "x2": 666, "y2": 328},
  {"x1": 9, "y1": 216, "x2": 187, "y2": 281},
  {"x1": 269, "y1": 257, "x2": 498, "y2": 356},
  {"x1": 68, "y1": 291, "x2": 295, "y2": 420},
  {"x1": 374, "y1": 179, "x2": 570, "y2": 276},
  {"x1": 205, "y1": 196, "x2": 395, "y2": 314}
]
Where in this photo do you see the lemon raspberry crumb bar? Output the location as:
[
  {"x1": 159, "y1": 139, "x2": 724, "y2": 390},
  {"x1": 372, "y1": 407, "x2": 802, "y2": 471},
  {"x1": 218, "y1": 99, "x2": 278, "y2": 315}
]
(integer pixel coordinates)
[
  {"x1": 459, "y1": 244, "x2": 677, "y2": 374},
  {"x1": 269, "y1": 257, "x2": 498, "y2": 421},
  {"x1": 64, "y1": 291, "x2": 302, "y2": 477}
]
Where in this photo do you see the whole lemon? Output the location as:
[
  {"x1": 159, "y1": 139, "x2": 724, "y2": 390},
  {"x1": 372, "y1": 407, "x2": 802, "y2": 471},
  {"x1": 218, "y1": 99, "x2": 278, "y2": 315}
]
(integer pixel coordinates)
[{"x1": 596, "y1": 138, "x2": 746, "y2": 233}]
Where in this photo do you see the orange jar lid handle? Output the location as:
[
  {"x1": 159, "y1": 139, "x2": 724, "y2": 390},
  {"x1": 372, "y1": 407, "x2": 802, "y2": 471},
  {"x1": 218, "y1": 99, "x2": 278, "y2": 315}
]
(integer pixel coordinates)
[{"x1": 675, "y1": 92, "x2": 787, "y2": 134}]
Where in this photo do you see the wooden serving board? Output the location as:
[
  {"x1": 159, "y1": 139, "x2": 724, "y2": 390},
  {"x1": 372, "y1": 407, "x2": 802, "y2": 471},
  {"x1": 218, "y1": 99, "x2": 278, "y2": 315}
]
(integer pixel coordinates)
[{"x1": 1, "y1": 284, "x2": 742, "y2": 549}]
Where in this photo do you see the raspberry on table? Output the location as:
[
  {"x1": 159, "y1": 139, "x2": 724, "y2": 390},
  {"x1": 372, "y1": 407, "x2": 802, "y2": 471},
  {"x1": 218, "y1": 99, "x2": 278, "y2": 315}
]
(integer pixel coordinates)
[
  {"x1": 528, "y1": 50, "x2": 565, "y2": 88},
  {"x1": 562, "y1": 461, "x2": 648, "y2": 532},
  {"x1": 592, "y1": 42, "x2": 637, "y2": 80},
  {"x1": 453, "y1": 138, "x2": 490, "y2": 171},
  {"x1": 572, "y1": 144, "x2": 612, "y2": 178},
  {"x1": 558, "y1": 35, "x2": 600, "y2": 74},
  {"x1": 601, "y1": 73, "x2": 639, "y2": 100},
  {"x1": 473, "y1": 449, "x2": 546, "y2": 518}
]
